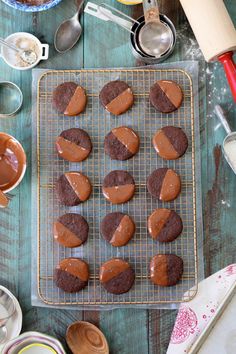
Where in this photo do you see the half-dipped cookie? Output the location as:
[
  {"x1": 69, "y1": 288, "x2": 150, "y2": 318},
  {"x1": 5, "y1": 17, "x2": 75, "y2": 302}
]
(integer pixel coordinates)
[
  {"x1": 102, "y1": 170, "x2": 135, "y2": 204},
  {"x1": 153, "y1": 126, "x2": 188, "y2": 160},
  {"x1": 56, "y1": 172, "x2": 92, "y2": 206},
  {"x1": 104, "y1": 126, "x2": 139, "y2": 160},
  {"x1": 150, "y1": 254, "x2": 183, "y2": 286},
  {"x1": 53, "y1": 82, "x2": 87, "y2": 116},
  {"x1": 99, "y1": 80, "x2": 134, "y2": 115},
  {"x1": 54, "y1": 258, "x2": 89, "y2": 293},
  {"x1": 148, "y1": 209, "x2": 183, "y2": 242},
  {"x1": 147, "y1": 168, "x2": 181, "y2": 202},
  {"x1": 54, "y1": 213, "x2": 89, "y2": 248},
  {"x1": 56, "y1": 128, "x2": 92, "y2": 162},
  {"x1": 99, "y1": 258, "x2": 135, "y2": 294},
  {"x1": 150, "y1": 80, "x2": 183, "y2": 113},
  {"x1": 101, "y1": 212, "x2": 135, "y2": 247}
]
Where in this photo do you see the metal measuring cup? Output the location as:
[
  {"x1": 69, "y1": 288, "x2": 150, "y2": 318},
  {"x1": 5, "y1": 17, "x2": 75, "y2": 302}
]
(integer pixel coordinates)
[
  {"x1": 215, "y1": 104, "x2": 236, "y2": 174},
  {"x1": 84, "y1": 2, "x2": 176, "y2": 64}
]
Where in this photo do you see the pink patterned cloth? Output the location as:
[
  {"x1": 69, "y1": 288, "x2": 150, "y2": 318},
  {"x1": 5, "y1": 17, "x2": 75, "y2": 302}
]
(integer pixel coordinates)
[{"x1": 167, "y1": 264, "x2": 236, "y2": 353}]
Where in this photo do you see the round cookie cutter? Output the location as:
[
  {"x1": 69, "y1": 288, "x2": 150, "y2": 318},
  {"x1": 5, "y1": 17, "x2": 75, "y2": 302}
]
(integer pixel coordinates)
[
  {"x1": 84, "y1": 2, "x2": 176, "y2": 64},
  {"x1": 0, "y1": 81, "x2": 23, "y2": 117}
]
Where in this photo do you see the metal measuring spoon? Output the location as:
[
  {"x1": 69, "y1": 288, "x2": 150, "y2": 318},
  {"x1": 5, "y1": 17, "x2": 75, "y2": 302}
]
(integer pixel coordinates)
[
  {"x1": 54, "y1": 0, "x2": 84, "y2": 53},
  {"x1": 138, "y1": 0, "x2": 173, "y2": 57},
  {"x1": 0, "y1": 38, "x2": 37, "y2": 65},
  {"x1": 215, "y1": 104, "x2": 236, "y2": 174}
]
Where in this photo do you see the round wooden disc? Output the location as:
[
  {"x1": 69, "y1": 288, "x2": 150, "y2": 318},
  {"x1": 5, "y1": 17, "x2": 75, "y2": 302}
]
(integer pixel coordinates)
[{"x1": 66, "y1": 321, "x2": 109, "y2": 354}]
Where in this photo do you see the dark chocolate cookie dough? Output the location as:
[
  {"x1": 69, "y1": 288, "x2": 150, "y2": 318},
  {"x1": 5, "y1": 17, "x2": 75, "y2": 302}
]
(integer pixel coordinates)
[
  {"x1": 102, "y1": 170, "x2": 135, "y2": 204},
  {"x1": 54, "y1": 258, "x2": 89, "y2": 292},
  {"x1": 104, "y1": 126, "x2": 139, "y2": 160},
  {"x1": 56, "y1": 128, "x2": 92, "y2": 162},
  {"x1": 150, "y1": 254, "x2": 183, "y2": 286},
  {"x1": 150, "y1": 80, "x2": 183, "y2": 113},
  {"x1": 54, "y1": 213, "x2": 89, "y2": 248},
  {"x1": 99, "y1": 80, "x2": 134, "y2": 115},
  {"x1": 99, "y1": 258, "x2": 135, "y2": 294},
  {"x1": 101, "y1": 212, "x2": 135, "y2": 247}
]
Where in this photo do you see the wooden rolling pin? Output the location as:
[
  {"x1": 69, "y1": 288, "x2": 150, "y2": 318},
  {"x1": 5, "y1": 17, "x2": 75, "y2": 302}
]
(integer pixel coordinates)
[{"x1": 179, "y1": 0, "x2": 236, "y2": 102}]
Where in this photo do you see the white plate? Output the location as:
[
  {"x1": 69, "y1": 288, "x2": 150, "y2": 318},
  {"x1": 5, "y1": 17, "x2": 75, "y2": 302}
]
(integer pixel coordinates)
[{"x1": 0, "y1": 286, "x2": 22, "y2": 352}]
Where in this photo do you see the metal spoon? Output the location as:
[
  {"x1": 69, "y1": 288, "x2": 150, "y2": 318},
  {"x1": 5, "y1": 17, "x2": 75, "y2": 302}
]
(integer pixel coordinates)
[
  {"x1": 138, "y1": 0, "x2": 173, "y2": 57},
  {"x1": 0, "y1": 38, "x2": 37, "y2": 65},
  {"x1": 215, "y1": 104, "x2": 236, "y2": 175},
  {"x1": 54, "y1": 0, "x2": 84, "y2": 53}
]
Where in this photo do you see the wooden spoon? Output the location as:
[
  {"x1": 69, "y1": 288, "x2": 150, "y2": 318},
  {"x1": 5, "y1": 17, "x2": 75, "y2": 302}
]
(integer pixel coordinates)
[
  {"x1": 0, "y1": 189, "x2": 9, "y2": 208},
  {"x1": 66, "y1": 321, "x2": 109, "y2": 354}
]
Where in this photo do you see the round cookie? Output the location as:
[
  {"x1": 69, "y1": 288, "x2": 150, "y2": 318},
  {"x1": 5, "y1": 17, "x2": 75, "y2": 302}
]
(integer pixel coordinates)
[
  {"x1": 56, "y1": 171, "x2": 92, "y2": 206},
  {"x1": 101, "y1": 212, "x2": 135, "y2": 247},
  {"x1": 153, "y1": 126, "x2": 188, "y2": 160},
  {"x1": 56, "y1": 128, "x2": 92, "y2": 162},
  {"x1": 150, "y1": 80, "x2": 183, "y2": 113},
  {"x1": 52, "y1": 82, "x2": 87, "y2": 116},
  {"x1": 54, "y1": 213, "x2": 89, "y2": 248},
  {"x1": 99, "y1": 258, "x2": 135, "y2": 294},
  {"x1": 99, "y1": 80, "x2": 134, "y2": 115},
  {"x1": 104, "y1": 126, "x2": 139, "y2": 160},
  {"x1": 148, "y1": 209, "x2": 183, "y2": 242},
  {"x1": 54, "y1": 258, "x2": 89, "y2": 293},
  {"x1": 150, "y1": 254, "x2": 183, "y2": 286},
  {"x1": 102, "y1": 170, "x2": 135, "y2": 204},
  {"x1": 147, "y1": 168, "x2": 181, "y2": 202}
]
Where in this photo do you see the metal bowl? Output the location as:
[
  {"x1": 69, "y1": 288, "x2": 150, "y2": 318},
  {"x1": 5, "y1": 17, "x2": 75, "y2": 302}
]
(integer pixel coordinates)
[{"x1": 1, "y1": 0, "x2": 62, "y2": 12}]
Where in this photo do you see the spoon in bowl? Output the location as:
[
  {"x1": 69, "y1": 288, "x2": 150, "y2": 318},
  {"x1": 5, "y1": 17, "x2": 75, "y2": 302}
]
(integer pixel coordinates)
[
  {"x1": 54, "y1": 0, "x2": 84, "y2": 53},
  {"x1": 0, "y1": 38, "x2": 37, "y2": 65}
]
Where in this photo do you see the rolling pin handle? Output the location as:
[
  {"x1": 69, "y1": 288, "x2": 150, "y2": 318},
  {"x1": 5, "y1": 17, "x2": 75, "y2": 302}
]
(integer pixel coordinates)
[{"x1": 218, "y1": 51, "x2": 236, "y2": 102}]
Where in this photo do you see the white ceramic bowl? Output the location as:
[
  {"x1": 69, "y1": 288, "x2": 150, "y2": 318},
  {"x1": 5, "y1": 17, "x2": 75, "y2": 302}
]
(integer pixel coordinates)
[{"x1": 0, "y1": 32, "x2": 49, "y2": 70}]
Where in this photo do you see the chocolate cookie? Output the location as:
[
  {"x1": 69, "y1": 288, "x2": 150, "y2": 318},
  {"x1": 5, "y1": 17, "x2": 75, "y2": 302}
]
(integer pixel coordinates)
[
  {"x1": 99, "y1": 80, "x2": 134, "y2": 115},
  {"x1": 102, "y1": 170, "x2": 135, "y2": 204},
  {"x1": 153, "y1": 126, "x2": 188, "y2": 160},
  {"x1": 101, "y1": 212, "x2": 135, "y2": 247},
  {"x1": 150, "y1": 80, "x2": 183, "y2": 113},
  {"x1": 52, "y1": 82, "x2": 87, "y2": 116},
  {"x1": 56, "y1": 172, "x2": 92, "y2": 206},
  {"x1": 147, "y1": 168, "x2": 181, "y2": 202},
  {"x1": 54, "y1": 213, "x2": 89, "y2": 248},
  {"x1": 148, "y1": 209, "x2": 183, "y2": 242},
  {"x1": 99, "y1": 258, "x2": 135, "y2": 294},
  {"x1": 150, "y1": 254, "x2": 183, "y2": 286},
  {"x1": 54, "y1": 258, "x2": 89, "y2": 292},
  {"x1": 55, "y1": 128, "x2": 92, "y2": 162},
  {"x1": 104, "y1": 126, "x2": 139, "y2": 160}
]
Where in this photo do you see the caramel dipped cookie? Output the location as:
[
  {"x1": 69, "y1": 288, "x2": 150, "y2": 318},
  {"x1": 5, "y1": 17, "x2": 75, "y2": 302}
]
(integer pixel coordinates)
[
  {"x1": 104, "y1": 126, "x2": 139, "y2": 160},
  {"x1": 54, "y1": 213, "x2": 89, "y2": 248},
  {"x1": 56, "y1": 171, "x2": 92, "y2": 206},
  {"x1": 56, "y1": 128, "x2": 92, "y2": 162},
  {"x1": 148, "y1": 208, "x2": 183, "y2": 242},
  {"x1": 102, "y1": 170, "x2": 135, "y2": 204},
  {"x1": 150, "y1": 254, "x2": 183, "y2": 286},
  {"x1": 53, "y1": 82, "x2": 87, "y2": 116},
  {"x1": 101, "y1": 212, "x2": 135, "y2": 247},
  {"x1": 100, "y1": 258, "x2": 135, "y2": 294},
  {"x1": 99, "y1": 80, "x2": 134, "y2": 115},
  {"x1": 153, "y1": 126, "x2": 188, "y2": 160},
  {"x1": 147, "y1": 168, "x2": 181, "y2": 202},
  {"x1": 54, "y1": 258, "x2": 89, "y2": 293},
  {"x1": 150, "y1": 80, "x2": 183, "y2": 113}
]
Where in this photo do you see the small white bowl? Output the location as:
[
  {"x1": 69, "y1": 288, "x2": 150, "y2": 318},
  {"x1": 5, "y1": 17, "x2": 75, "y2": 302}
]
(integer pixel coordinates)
[
  {"x1": 0, "y1": 32, "x2": 49, "y2": 70},
  {"x1": 19, "y1": 343, "x2": 57, "y2": 354}
]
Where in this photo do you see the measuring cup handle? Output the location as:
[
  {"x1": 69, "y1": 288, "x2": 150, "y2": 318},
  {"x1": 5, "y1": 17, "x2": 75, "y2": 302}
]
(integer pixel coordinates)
[
  {"x1": 215, "y1": 105, "x2": 232, "y2": 135},
  {"x1": 142, "y1": 0, "x2": 160, "y2": 23},
  {"x1": 40, "y1": 44, "x2": 49, "y2": 60}
]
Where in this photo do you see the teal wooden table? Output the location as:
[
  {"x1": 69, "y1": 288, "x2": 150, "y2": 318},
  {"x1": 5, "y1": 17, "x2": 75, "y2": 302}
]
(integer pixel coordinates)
[{"x1": 0, "y1": 0, "x2": 236, "y2": 353}]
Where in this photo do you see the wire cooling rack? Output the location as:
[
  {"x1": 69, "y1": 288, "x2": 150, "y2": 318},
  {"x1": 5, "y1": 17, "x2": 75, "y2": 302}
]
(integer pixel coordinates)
[{"x1": 36, "y1": 68, "x2": 198, "y2": 306}]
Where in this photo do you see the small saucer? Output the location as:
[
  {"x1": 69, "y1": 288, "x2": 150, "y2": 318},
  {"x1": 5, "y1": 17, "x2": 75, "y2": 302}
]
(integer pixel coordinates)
[{"x1": 0, "y1": 286, "x2": 22, "y2": 351}]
